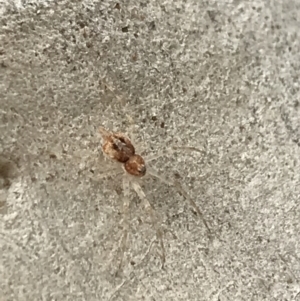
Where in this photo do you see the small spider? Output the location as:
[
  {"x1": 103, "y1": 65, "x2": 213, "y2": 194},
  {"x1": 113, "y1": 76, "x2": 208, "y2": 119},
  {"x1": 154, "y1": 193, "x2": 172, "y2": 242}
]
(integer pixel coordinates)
[{"x1": 98, "y1": 126, "x2": 210, "y2": 270}]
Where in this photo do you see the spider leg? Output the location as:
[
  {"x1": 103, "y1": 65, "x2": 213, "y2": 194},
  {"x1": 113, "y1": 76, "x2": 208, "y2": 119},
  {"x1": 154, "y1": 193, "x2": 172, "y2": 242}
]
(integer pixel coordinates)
[
  {"x1": 99, "y1": 126, "x2": 112, "y2": 140},
  {"x1": 146, "y1": 146, "x2": 205, "y2": 163},
  {"x1": 173, "y1": 179, "x2": 212, "y2": 235},
  {"x1": 147, "y1": 166, "x2": 211, "y2": 235},
  {"x1": 89, "y1": 167, "x2": 122, "y2": 182},
  {"x1": 101, "y1": 81, "x2": 126, "y2": 106},
  {"x1": 131, "y1": 181, "x2": 165, "y2": 268},
  {"x1": 116, "y1": 175, "x2": 131, "y2": 273}
]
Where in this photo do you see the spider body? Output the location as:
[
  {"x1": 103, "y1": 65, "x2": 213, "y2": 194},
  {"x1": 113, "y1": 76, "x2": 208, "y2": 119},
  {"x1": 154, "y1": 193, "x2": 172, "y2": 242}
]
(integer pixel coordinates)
[
  {"x1": 99, "y1": 126, "x2": 146, "y2": 177},
  {"x1": 98, "y1": 125, "x2": 210, "y2": 272}
]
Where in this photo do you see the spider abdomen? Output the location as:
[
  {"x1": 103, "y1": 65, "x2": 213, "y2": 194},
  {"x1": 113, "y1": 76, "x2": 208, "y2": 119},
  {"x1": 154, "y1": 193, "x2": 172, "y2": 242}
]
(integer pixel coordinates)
[{"x1": 124, "y1": 155, "x2": 146, "y2": 177}]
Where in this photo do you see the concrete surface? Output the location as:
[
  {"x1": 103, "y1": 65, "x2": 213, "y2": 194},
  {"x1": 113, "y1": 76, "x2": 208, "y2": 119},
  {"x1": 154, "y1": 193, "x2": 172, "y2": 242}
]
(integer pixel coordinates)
[{"x1": 1, "y1": 0, "x2": 300, "y2": 300}]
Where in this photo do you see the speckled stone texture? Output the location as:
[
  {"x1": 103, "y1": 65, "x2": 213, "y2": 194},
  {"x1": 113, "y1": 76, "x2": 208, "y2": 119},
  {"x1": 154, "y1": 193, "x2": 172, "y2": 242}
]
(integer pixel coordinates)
[{"x1": 0, "y1": 1, "x2": 300, "y2": 300}]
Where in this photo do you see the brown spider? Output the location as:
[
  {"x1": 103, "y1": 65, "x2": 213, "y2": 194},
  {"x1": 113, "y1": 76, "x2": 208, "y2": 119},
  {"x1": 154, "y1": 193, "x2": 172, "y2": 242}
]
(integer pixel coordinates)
[{"x1": 98, "y1": 126, "x2": 211, "y2": 270}]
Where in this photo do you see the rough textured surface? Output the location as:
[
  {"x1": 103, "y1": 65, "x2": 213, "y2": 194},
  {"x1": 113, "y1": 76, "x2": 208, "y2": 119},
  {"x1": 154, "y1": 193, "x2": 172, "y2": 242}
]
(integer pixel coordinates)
[{"x1": 1, "y1": 1, "x2": 300, "y2": 300}]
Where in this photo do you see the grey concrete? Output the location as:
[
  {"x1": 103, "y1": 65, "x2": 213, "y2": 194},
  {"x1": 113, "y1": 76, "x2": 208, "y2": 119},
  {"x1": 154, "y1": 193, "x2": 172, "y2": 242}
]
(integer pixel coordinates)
[{"x1": 1, "y1": 1, "x2": 300, "y2": 300}]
